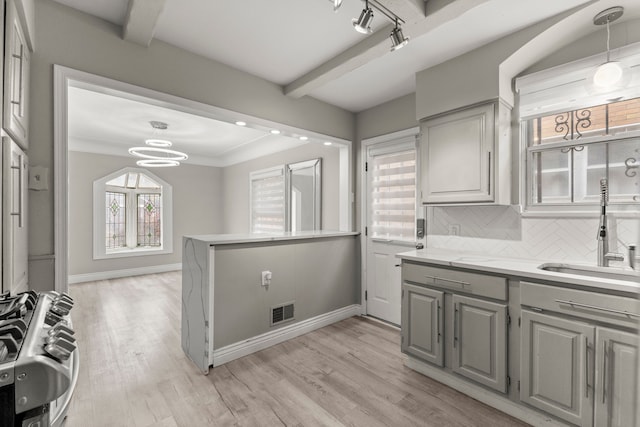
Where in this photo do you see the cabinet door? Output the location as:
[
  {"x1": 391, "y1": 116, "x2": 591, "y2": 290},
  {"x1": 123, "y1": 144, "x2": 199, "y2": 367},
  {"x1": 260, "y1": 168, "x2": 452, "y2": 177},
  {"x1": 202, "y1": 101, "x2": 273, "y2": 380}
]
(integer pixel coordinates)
[
  {"x1": 3, "y1": 0, "x2": 30, "y2": 149},
  {"x1": 520, "y1": 310, "x2": 594, "y2": 427},
  {"x1": 421, "y1": 102, "x2": 494, "y2": 204},
  {"x1": 595, "y1": 328, "x2": 638, "y2": 427},
  {"x1": 2, "y1": 138, "x2": 28, "y2": 294},
  {"x1": 451, "y1": 294, "x2": 507, "y2": 392},
  {"x1": 401, "y1": 283, "x2": 444, "y2": 366}
]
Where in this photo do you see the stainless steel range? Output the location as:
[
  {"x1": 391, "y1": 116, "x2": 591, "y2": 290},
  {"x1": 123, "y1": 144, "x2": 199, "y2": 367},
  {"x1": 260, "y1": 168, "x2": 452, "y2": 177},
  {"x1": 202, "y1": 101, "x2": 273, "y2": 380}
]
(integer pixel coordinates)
[{"x1": 0, "y1": 290, "x2": 79, "y2": 427}]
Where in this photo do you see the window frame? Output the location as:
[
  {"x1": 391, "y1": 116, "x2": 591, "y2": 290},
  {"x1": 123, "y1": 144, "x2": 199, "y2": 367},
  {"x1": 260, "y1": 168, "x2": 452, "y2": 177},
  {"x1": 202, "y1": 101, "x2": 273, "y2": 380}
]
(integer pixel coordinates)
[
  {"x1": 93, "y1": 167, "x2": 173, "y2": 259},
  {"x1": 521, "y1": 124, "x2": 640, "y2": 217}
]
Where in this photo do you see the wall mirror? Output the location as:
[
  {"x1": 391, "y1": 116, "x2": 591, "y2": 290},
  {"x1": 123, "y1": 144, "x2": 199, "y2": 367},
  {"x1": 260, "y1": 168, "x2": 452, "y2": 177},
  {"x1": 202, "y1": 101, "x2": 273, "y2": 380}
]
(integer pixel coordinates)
[{"x1": 287, "y1": 158, "x2": 321, "y2": 232}]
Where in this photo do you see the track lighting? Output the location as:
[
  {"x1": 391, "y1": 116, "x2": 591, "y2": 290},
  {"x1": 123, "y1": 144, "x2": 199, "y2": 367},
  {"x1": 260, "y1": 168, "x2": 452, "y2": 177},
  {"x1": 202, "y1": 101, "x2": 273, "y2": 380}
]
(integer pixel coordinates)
[
  {"x1": 352, "y1": 1, "x2": 374, "y2": 34},
  {"x1": 390, "y1": 19, "x2": 409, "y2": 51},
  {"x1": 329, "y1": 0, "x2": 343, "y2": 12},
  {"x1": 351, "y1": 0, "x2": 409, "y2": 50},
  {"x1": 591, "y1": 6, "x2": 629, "y2": 91}
]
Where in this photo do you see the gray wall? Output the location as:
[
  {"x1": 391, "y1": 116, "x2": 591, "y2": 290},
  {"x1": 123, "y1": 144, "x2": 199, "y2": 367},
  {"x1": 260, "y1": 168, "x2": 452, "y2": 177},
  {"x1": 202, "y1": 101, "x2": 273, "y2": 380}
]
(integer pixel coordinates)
[
  {"x1": 30, "y1": 0, "x2": 354, "y2": 287},
  {"x1": 213, "y1": 236, "x2": 359, "y2": 348},
  {"x1": 222, "y1": 142, "x2": 341, "y2": 233},
  {"x1": 68, "y1": 151, "x2": 223, "y2": 275}
]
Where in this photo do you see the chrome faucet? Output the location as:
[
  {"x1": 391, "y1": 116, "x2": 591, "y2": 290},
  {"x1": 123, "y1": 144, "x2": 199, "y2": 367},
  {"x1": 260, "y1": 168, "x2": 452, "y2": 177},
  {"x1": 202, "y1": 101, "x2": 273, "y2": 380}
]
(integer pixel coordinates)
[
  {"x1": 629, "y1": 244, "x2": 639, "y2": 270},
  {"x1": 596, "y1": 179, "x2": 623, "y2": 267}
]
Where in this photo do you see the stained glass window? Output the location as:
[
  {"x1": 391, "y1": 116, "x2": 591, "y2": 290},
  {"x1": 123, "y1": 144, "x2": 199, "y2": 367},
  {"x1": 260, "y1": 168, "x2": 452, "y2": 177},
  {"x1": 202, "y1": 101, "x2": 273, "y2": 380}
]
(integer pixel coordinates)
[
  {"x1": 137, "y1": 194, "x2": 162, "y2": 247},
  {"x1": 105, "y1": 192, "x2": 126, "y2": 249}
]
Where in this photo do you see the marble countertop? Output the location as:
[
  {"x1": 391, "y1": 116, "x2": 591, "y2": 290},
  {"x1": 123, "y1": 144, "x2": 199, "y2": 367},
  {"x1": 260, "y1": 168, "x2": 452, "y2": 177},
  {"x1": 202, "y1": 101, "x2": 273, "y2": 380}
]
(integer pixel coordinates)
[
  {"x1": 184, "y1": 230, "x2": 359, "y2": 246},
  {"x1": 397, "y1": 248, "x2": 639, "y2": 295}
]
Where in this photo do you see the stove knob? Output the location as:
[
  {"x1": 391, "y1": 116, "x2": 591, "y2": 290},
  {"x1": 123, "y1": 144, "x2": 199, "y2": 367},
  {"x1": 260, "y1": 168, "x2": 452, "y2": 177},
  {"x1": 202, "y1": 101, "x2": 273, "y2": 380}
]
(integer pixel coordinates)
[
  {"x1": 44, "y1": 343, "x2": 72, "y2": 361},
  {"x1": 50, "y1": 304, "x2": 69, "y2": 317},
  {"x1": 45, "y1": 330, "x2": 75, "y2": 345},
  {"x1": 44, "y1": 312, "x2": 66, "y2": 327},
  {"x1": 48, "y1": 323, "x2": 75, "y2": 336}
]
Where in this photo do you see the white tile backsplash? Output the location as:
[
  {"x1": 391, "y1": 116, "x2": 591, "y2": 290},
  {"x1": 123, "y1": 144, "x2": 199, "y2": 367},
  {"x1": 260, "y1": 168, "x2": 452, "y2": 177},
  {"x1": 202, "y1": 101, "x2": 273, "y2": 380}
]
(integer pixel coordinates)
[{"x1": 427, "y1": 206, "x2": 640, "y2": 264}]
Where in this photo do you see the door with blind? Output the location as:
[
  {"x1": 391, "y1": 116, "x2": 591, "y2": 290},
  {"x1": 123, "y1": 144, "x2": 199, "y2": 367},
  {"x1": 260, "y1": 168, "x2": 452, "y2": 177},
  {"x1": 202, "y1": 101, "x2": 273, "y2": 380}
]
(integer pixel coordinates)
[{"x1": 365, "y1": 135, "x2": 417, "y2": 325}]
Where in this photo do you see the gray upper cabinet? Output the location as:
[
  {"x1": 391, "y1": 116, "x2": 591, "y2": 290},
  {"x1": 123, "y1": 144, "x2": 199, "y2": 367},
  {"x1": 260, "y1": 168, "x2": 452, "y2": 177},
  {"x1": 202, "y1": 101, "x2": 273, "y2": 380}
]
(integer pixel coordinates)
[
  {"x1": 520, "y1": 310, "x2": 594, "y2": 427},
  {"x1": 3, "y1": 0, "x2": 31, "y2": 149},
  {"x1": 401, "y1": 283, "x2": 444, "y2": 367},
  {"x1": 451, "y1": 294, "x2": 507, "y2": 393},
  {"x1": 594, "y1": 328, "x2": 638, "y2": 427},
  {"x1": 420, "y1": 101, "x2": 510, "y2": 205}
]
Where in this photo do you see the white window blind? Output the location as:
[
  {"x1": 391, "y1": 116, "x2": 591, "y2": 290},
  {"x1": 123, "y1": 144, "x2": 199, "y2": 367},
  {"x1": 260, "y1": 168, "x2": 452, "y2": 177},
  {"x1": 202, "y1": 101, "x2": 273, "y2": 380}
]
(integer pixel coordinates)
[
  {"x1": 370, "y1": 149, "x2": 416, "y2": 241},
  {"x1": 516, "y1": 42, "x2": 640, "y2": 120},
  {"x1": 250, "y1": 167, "x2": 285, "y2": 233}
]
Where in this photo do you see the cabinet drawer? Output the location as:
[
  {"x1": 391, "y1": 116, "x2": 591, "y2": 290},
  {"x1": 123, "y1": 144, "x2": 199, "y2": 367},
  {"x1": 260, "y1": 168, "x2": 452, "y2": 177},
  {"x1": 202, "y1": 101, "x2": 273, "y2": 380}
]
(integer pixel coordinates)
[
  {"x1": 521, "y1": 282, "x2": 640, "y2": 330},
  {"x1": 402, "y1": 262, "x2": 507, "y2": 300}
]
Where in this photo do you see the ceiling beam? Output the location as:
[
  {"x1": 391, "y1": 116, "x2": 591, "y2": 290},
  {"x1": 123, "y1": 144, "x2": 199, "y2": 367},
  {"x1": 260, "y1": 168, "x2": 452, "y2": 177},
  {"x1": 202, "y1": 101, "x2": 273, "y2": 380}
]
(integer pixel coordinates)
[
  {"x1": 123, "y1": 0, "x2": 166, "y2": 47},
  {"x1": 284, "y1": 0, "x2": 490, "y2": 99}
]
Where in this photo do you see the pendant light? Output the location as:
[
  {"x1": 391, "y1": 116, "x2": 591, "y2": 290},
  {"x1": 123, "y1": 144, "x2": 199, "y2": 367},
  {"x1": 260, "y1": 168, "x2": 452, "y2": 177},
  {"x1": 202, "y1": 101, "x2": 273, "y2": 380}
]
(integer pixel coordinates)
[
  {"x1": 130, "y1": 121, "x2": 188, "y2": 167},
  {"x1": 591, "y1": 7, "x2": 629, "y2": 91}
]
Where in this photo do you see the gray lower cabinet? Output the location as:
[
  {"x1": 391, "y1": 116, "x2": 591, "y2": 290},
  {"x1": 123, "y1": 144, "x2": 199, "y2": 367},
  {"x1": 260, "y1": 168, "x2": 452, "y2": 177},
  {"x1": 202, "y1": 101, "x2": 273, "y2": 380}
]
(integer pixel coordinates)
[
  {"x1": 401, "y1": 283, "x2": 444, "y2": 366},
  {"x1": 521, "y1": 310, "x2": 595, "y2": 426},
  {"x1": 451, "y1": 294, "x2": 507, "y2": 393},
  {"x1": 594, "y1": 328, "x2": 638, "y2": 427}
]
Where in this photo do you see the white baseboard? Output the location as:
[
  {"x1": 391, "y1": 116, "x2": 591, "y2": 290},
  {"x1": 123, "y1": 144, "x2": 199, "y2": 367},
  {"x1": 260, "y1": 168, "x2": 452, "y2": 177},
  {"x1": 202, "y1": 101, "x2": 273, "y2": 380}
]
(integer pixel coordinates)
[
  {"x1": 406, "y1": 357, "x2": 569, "y2": 427},
  {"x1": 213, "y1": 304, "x2": 362, "y2": 367},
  {"x1": 68, "y1": 263, "x2": 182, "y2": 284}
]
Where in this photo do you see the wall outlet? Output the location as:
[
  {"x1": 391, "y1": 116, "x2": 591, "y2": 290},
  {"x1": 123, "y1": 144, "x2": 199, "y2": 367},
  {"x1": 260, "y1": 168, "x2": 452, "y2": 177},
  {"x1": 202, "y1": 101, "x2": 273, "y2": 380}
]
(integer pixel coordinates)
[
  {"x1": 261, "y1": 271, "x2": 272, "y2": 287},
  {"x1": 448, "y1": 224, "x2": 460, "y2": 236}
]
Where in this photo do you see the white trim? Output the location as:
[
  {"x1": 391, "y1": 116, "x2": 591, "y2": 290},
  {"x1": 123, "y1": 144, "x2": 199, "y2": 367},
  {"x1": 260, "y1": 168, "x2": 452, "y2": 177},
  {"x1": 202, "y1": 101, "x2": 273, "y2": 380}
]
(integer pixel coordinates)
[
  {"x1": 406, "y1": 357, "x2": 568, "y2": 427},
  {"x1": 54, "y1": 65, "x2": 355, "y2": 294},
  {"x1": 68, "y1": 263, "x2": 182, "y2": 284},
  {"x1": 212, "y1": 304, "x2": 362, "y2": 367}
]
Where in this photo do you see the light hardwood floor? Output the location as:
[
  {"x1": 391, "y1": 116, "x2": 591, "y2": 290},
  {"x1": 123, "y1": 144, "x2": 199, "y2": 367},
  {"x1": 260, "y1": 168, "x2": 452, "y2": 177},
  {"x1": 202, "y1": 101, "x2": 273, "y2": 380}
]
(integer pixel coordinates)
[{"x1": 65, "y1": 271, "x2": 528, "y2": 427}]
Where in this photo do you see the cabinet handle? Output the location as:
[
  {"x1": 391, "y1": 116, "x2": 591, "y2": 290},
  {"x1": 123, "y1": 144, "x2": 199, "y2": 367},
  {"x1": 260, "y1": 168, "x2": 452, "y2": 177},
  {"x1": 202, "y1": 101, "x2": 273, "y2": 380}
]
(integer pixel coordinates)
[
  {"x1": 436, "y1": 300, "x2": 441, "y2": 343},
  {"x1": 585, "y1": 338, "x2": 590, "y2": 398},
  {"x1": 425, "y1": 275, "x2": 469, "y2": 288},
  {"x1": 18, "y1": 44, "x2": 24, "y2": 112},
  {"x1": 487, "y1": 152, "x2": 491, "y2": 194},
  {"x1": 10, "y1": 155, "x2": 24, "y2": 227},
  {"x1": 602, "y1": 340, "x2": 608, "y2": 404},
  {"x1": 555, "y1": 299, "x2": 640, "y2": 318},
  {"x1": 453, "y1": 303, "x2": 458, "y2": 348}
]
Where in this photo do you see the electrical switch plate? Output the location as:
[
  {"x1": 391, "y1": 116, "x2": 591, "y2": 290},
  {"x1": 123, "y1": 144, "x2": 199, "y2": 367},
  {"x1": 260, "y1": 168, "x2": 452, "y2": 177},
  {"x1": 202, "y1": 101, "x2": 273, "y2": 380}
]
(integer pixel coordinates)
[
  {"x1": 261, "y1": 271, "x2": 272, "y2": 287},
  {"x1": 448, "y1": 224, "x2": 460, "y2": 236},
  {"x1": 29, "y1": 166, "x2": 49, "y2": 191}
]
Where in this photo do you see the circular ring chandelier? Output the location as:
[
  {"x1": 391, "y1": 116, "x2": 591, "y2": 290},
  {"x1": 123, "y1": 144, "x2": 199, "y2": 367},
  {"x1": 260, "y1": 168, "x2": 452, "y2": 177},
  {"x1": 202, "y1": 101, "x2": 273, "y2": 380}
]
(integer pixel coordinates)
[
  {"x1": 145, "y1": 138, "x2": 173, "y2": 147},
  {"x1": 128, "y1": 146, "x2": 188, "y2": 161},
  {"x1": 136, "y1": 159, "x2": 181, "y2": 167}
]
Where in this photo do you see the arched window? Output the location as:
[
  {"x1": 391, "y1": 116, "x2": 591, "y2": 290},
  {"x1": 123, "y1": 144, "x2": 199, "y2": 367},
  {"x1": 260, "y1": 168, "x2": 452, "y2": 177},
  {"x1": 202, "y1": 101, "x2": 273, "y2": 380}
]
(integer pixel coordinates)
[{"x1": 93, "y1": 167, "x2": 173, "y2": 259}]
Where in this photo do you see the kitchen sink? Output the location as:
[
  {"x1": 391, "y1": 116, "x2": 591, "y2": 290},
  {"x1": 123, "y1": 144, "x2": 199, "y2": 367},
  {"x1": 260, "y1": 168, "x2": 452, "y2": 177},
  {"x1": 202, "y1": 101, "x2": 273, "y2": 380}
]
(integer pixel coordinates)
[{"x1": 538, "y1": 263, "x2": 640, "y2": 282}]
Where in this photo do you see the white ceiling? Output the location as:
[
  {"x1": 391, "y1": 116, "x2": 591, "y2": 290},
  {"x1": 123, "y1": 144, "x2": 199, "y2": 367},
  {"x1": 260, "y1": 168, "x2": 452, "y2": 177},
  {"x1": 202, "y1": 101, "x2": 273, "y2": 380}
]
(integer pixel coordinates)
[
  {"x1": 67, "y1": 85, "x2": 339, "y2": 167},
  {"x1": 54, "y1": 0, "x2": 639, "y2": 166},
  {"x1": 53, "y1": 0, "x2": 599, "y2": 112}
]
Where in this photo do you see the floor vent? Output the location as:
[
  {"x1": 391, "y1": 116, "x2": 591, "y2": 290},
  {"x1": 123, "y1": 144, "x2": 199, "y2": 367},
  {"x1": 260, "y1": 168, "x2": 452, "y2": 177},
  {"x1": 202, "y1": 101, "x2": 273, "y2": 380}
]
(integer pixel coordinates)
[{"x1": 271, "y1": 302, "x2": 295, "y2": 326}]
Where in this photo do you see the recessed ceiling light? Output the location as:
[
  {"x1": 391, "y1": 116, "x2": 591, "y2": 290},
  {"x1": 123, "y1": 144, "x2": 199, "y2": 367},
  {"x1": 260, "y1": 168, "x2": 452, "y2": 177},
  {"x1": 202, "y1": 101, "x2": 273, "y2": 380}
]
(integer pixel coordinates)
[
  {"x1": 235, "y1": 121, "x2": 247, "y2": 126},
  {"x1": 270, "y1": 129, "x2": 281, "y2": 135},
  {"x1": 299, "y1": 136, "x2": 308, "y2": 141},
  {"x1": 323, "y1": 141, "x2": 332, "y2": 146}
]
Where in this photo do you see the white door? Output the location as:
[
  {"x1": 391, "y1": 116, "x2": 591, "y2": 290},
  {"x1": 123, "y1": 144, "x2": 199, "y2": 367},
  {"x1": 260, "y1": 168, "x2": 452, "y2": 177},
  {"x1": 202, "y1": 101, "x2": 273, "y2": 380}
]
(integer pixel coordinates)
[{"x1": 365, "y1": 134, "x2": 418, "y2": 325}]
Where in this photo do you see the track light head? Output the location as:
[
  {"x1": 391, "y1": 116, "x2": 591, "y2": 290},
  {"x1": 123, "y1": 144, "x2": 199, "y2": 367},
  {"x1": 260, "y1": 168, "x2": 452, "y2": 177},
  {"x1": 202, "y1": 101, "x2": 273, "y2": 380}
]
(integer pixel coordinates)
[
  {"x1": 390, "y1": 24, "x2": 409, "y2": 51},
  {"x1": 330, "y1": 0, "x2": 343, "y2": 12},
  {"x1": 352, "y1": 7, "x2": 374, "y2": 34}
]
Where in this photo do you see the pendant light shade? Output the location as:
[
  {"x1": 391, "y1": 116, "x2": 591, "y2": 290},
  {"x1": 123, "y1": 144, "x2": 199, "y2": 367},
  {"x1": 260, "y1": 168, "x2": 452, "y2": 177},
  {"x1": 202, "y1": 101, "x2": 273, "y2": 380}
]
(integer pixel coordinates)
[
  {"x1": 590, "y1": 7, "x2": 629, "y2": 92},
  {"x1": 352, "y1": 5, "x2": 374, "y2": 34}
]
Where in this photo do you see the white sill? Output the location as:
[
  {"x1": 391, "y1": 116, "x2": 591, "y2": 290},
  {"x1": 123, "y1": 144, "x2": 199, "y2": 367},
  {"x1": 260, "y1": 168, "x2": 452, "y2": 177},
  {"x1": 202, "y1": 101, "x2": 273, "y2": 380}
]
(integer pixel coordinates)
[{"x1": 94, "y1": 246, "x2": 172, "y2": 260}]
